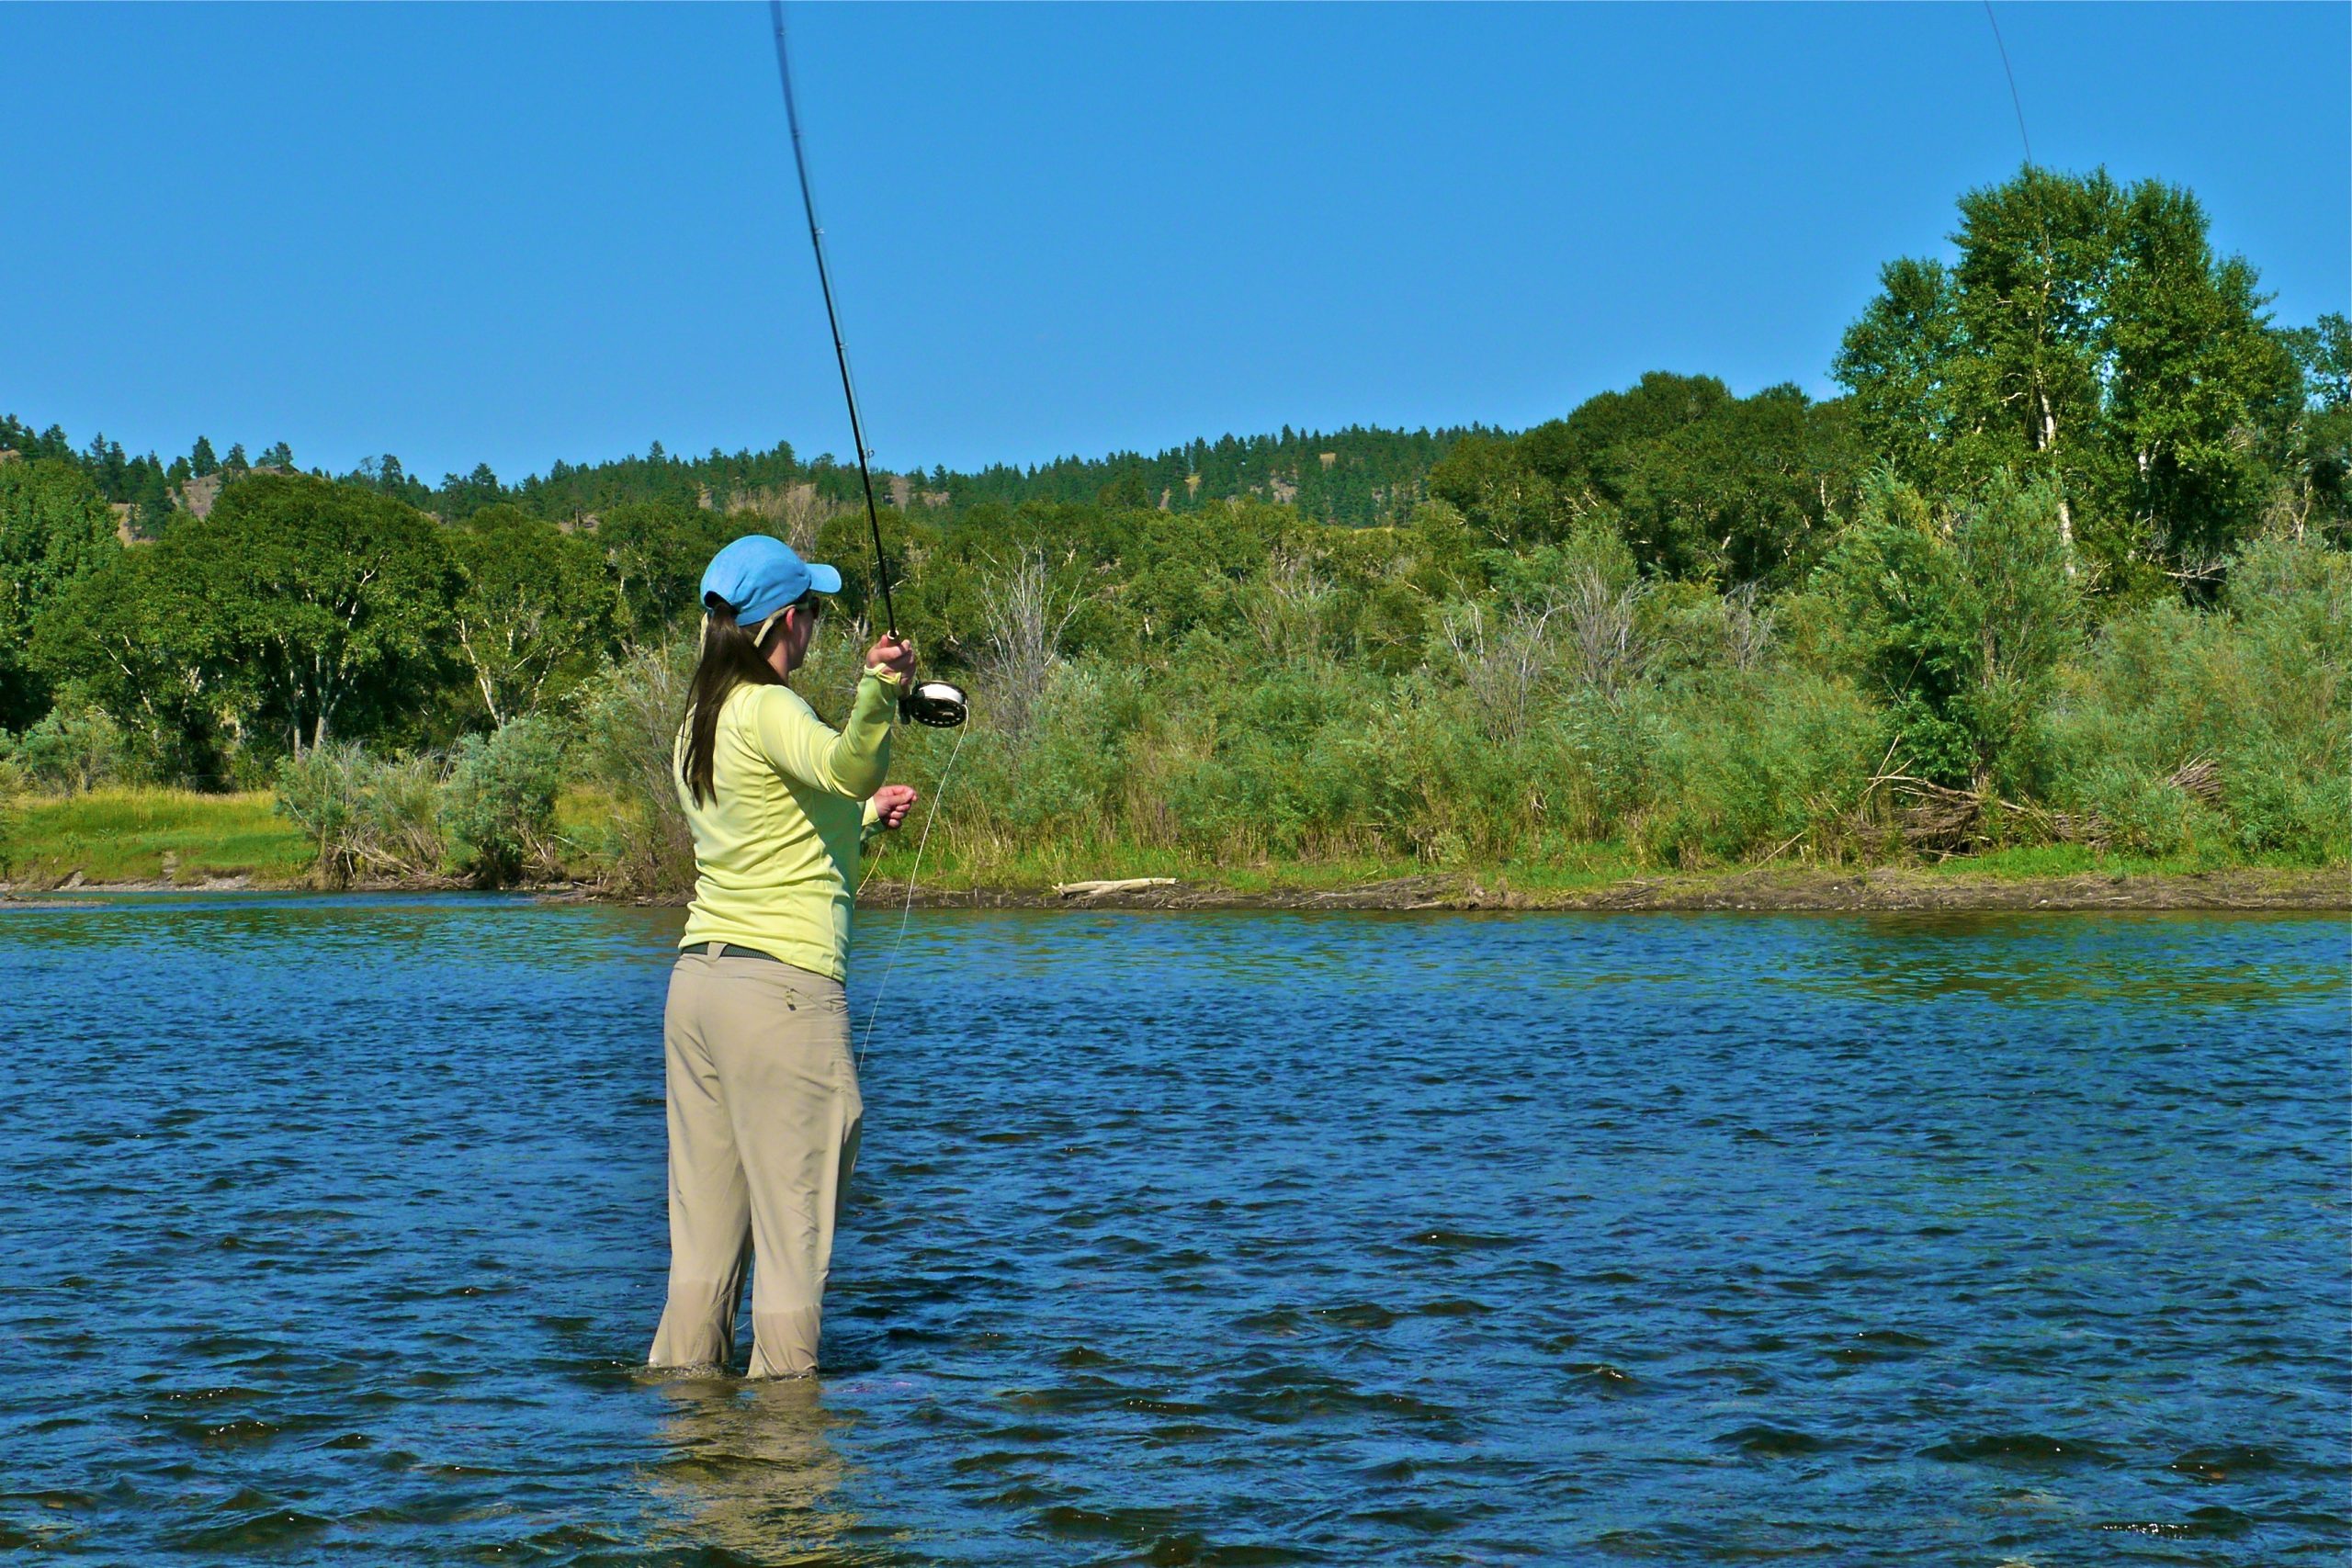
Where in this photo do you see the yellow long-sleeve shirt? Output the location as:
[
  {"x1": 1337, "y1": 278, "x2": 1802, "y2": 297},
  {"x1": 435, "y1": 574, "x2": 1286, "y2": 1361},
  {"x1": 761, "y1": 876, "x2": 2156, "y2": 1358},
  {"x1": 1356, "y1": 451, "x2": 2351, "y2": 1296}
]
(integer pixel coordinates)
[{"x1": 675, "y1": 670, "x2": 899, "y2": 980}]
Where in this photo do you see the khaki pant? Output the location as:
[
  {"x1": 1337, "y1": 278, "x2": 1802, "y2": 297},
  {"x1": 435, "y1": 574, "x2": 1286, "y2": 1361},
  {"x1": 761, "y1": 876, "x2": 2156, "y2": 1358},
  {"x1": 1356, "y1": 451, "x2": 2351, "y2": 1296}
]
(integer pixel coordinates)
[{"x1": 648, "y1": 946, "x2": 863, "y2": 1378}]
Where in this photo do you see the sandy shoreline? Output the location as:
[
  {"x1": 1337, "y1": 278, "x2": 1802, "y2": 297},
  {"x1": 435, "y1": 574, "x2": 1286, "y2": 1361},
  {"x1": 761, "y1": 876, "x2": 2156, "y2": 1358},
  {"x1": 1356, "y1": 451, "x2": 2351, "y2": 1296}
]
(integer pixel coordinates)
[{"x1": 8, "y1": 865, "x2": 2343, "y2": 913}]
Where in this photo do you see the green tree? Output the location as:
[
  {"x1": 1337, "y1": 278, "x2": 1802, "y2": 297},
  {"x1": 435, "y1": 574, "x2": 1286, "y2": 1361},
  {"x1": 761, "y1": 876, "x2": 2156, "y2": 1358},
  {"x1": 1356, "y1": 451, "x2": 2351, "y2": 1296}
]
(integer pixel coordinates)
[
  {"x1": 2278, "y1": 312, "x2": 2352, "y2": 542},
  {"x1": 183, "y1": 475, "x2": 457, "y2": 753},
  {"x1": 1426, "y1": 432, "x2": 1555, "y2": 547},
  {"x1": 1520, "y1": 372, "x2": 1734, "y2": 501},
  {"x1": 131, "y1": 463, "x2": 174, "y2": 536},
  {"x1": 437, "y1": 462, "x2": 504, "y2": 521},
  {"x1": 190, "y1": 435, "x2": 219, "y2": 478},
  {"x1": 1835, "y1": 167, "x2": 2300, "y2": 589},
  {"x1": 0, "y1": 458, "x2": 122, "y2": 729},
  {"x1": 448, "y1": 507, "x2": 615, "y2": 724},
  {"x1": 1611, "y1": 387, "x2": 1864, "y2": 585},
  {"x1": 1094, "y1": 468, "x2": 1150, "y2": 510},
  {"x1": 30, "y1": 544, "x2": 238, "y2": 781},
  {"x1": 595, "y1": 501, "x2": 725, "y2": 642},
  {"x1": 1428, "y1": 374, "x2": 1865, "y2": 582}
]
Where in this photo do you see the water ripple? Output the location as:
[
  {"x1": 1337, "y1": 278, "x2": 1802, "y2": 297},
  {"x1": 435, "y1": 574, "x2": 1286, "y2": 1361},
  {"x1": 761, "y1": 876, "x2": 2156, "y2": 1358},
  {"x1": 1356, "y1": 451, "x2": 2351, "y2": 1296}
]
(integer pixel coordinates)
[{"x1": 0, "y1": 896, "x2": 2342, "y2": 1563}]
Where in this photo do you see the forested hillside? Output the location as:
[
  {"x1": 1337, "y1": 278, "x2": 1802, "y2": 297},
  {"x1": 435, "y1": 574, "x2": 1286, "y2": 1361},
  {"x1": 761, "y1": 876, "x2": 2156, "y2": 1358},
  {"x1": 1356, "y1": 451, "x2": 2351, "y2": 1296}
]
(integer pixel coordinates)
[
  {"x1": 1, "y1": 409, "x2": 1473, "y2": 538},
  {"x1": 4, "y1": 167, "x2": 2346, "y2": 890}
]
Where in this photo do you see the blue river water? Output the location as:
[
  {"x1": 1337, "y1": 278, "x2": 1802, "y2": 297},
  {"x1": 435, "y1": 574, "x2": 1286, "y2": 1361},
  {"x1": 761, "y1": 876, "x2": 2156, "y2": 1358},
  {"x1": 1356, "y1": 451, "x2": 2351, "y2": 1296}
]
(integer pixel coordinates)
[{"x1": 0, "y1": 895, "x2": 2343, "y2": 1564}]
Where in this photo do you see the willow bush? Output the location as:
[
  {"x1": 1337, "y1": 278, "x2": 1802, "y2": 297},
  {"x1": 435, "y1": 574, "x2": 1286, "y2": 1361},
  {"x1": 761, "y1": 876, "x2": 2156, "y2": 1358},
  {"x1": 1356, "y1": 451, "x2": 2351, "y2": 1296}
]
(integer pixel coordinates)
[
  {"x1": 2040, "y1": 535, "x2": 2349, "y2": 860},
  {"x1": 440, "y1": 716, "x2": 568, "y2": 884},
  {"x1": 271, "y1": 717, "x2": 571, "y2": 887},
  {"x1": 273, "y1": 744, "x2": 433, "y2": 887},
  {"x1": 572, "y1": 642, "x2": 696, "y2": 898},
  {"x1": 861, "y1": 514, "x2": 2345, "y2": 883}
]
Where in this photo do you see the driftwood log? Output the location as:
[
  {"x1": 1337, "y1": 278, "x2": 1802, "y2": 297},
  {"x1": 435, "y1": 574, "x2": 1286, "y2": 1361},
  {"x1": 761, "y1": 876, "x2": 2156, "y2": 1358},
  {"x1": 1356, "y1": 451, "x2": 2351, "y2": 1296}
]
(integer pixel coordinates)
[{"x1": 1051, "y1": 877, "x2": 1178, "y2": 900}]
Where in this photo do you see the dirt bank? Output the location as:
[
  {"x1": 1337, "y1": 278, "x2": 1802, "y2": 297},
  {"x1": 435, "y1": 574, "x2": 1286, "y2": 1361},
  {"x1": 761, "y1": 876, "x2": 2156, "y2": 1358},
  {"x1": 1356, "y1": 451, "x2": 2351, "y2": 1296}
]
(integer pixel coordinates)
[{"x1": 859, "y1": 866, "x2": 2349, "y2": 914}]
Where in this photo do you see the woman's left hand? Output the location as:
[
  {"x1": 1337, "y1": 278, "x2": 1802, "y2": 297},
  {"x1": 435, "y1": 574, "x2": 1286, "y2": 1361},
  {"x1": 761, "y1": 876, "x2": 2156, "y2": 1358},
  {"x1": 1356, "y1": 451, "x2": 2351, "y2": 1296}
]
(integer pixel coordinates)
[{"x1": 871, "y1": 784, "x2": 919, "y2": 831}]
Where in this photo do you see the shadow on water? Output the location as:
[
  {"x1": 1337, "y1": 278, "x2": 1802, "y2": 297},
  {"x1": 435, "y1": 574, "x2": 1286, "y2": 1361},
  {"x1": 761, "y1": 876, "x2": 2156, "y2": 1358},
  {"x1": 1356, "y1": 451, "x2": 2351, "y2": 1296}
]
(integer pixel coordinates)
[{"x1": 0, "y1": 895, "x2": 2344, "y2": 1564}]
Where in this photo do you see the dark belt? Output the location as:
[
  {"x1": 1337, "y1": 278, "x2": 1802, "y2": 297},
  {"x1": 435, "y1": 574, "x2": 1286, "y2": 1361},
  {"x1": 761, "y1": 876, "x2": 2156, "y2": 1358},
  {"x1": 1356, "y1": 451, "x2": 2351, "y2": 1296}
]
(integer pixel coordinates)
[{"x1": 683, "y1": 942, "x2": 780, "y2": 962}]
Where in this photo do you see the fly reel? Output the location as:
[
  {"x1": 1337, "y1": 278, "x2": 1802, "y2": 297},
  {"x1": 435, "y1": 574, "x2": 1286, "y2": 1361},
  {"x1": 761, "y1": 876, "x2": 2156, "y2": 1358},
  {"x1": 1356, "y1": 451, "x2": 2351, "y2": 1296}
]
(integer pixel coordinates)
[{"x1": 901, "y1": 680, "x2": 968, "y2": 728}]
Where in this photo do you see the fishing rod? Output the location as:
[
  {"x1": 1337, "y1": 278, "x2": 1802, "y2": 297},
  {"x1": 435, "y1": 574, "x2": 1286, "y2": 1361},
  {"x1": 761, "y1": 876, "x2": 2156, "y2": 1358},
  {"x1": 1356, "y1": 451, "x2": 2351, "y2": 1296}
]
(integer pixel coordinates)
[
  {"x1": 769, "y1": 0, "x2": 967, "y2": 729},
  {"x1": 1981, "y1": 1, "x2": 2032, "y2": 167}
]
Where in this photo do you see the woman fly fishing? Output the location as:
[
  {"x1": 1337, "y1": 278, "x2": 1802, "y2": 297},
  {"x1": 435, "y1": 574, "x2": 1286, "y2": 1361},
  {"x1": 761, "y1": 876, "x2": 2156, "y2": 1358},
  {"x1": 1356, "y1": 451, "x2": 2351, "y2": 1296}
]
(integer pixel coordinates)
[
  {"x1": 645, "y1": 1, "x2": 972, "y2": 1379},
  {"x1": 646, "y1": 534, "x2": 918, "y2": 1378}
]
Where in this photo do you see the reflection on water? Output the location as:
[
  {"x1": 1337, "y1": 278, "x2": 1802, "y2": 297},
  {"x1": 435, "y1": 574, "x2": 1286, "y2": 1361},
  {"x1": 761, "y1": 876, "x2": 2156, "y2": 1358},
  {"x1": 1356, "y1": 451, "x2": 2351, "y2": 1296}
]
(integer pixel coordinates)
[
  {"x1": 0, "y1": 894, "x2": 2343, "y2": 1564},
  {"x1": 643, "y1": 1372, "x2": 859, "y2": 1561}
]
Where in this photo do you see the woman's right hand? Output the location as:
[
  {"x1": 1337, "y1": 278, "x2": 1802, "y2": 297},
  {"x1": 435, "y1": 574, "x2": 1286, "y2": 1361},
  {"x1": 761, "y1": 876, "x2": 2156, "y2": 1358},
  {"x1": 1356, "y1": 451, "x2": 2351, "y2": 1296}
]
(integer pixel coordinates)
[{"x1": 866, "y1": 634, "x2": 917, "y2": 678}]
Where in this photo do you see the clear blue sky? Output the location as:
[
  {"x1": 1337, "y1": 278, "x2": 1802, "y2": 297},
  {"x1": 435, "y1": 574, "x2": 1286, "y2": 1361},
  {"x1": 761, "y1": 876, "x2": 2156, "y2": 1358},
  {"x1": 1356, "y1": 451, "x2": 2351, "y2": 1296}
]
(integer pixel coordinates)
[{"x1": 4, "y1": 3, "x2": 2344, "y2": 482}]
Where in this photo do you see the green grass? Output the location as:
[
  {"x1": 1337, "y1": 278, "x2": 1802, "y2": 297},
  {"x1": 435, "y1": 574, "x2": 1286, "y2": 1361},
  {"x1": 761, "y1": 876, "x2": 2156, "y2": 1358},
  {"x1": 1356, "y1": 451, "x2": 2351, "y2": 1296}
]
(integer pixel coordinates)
[
  {"x1": 0, "y1": 784, "x2": 639, "y2": 889},
  {"x1": 0, "y1": 784, "x2": 648, "y2": 890},
  {"x1": 5, "y1": 788, "x2": 311, "y2": 886},
  {"x1": 5, "y1": 785, "x2": 2342, "y2": 897}
]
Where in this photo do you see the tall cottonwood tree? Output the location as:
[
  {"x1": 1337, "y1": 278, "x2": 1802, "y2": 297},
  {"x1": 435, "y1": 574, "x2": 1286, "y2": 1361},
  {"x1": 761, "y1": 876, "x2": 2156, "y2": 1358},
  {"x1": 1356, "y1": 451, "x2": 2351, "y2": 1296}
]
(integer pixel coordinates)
[
  {"x1": 1835, "y1": 166, "x2": 2301, "y2": 591},
  {"x1": 0, "y1": 458, "x2": 122, "y2": 729},
  {"x1": 33, "y1": 478, "x2": 456, "y2": 772},
  {"x1": 98, "y1": 475, "x2": 458, "y2": 755},
  {"x1": 2274, "y1": 313, "x2": 2350, "y2": 541},
  {"x1": 594, "y1": 502, "x2": 729, "y2": 645},
  {"x1": 30, "y1": 545, "x2": 234, "y2": 780},
  {"x1": 447, "y1": 506, "x2": 613, "y2": 725},
  {"x1": 210, "y1": 476, "x2": 457, "y2": 752}
]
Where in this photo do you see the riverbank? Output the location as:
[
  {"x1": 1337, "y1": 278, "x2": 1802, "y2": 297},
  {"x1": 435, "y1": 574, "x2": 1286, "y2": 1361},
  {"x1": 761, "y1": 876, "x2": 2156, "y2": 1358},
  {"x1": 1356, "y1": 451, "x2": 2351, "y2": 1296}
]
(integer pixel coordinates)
[
  {"x1": 866, "y1": 863, "x2": 2347, "y2": 912},
  {"x1": 3, "y1": 790, "x2": 2340, "y2": 911}
]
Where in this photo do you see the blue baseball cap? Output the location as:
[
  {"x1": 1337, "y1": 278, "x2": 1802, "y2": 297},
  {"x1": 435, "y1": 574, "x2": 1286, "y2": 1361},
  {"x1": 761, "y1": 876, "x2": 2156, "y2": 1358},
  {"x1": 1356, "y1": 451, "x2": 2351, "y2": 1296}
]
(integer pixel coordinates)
[{"x1": 698, "y1": 536, "x2": 843, "y2": 625}]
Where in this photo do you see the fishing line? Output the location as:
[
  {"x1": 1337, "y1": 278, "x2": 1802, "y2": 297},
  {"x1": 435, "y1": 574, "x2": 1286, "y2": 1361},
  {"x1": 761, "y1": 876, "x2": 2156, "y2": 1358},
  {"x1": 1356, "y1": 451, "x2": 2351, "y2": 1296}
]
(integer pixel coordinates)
[
  {"x1": 1981, "y1": 0, "x2": 2032, "y2": 167},
  {"x1": 857, "y1": 722, "x2": 968, "y2": 1070}
]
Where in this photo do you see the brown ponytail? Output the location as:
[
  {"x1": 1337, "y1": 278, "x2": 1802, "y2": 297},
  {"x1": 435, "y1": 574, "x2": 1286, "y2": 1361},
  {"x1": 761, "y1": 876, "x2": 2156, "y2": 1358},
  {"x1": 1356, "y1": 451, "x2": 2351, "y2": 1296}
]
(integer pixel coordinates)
[{"x1": 678, "y1": 593, "x2": 813, "y2": 807}]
